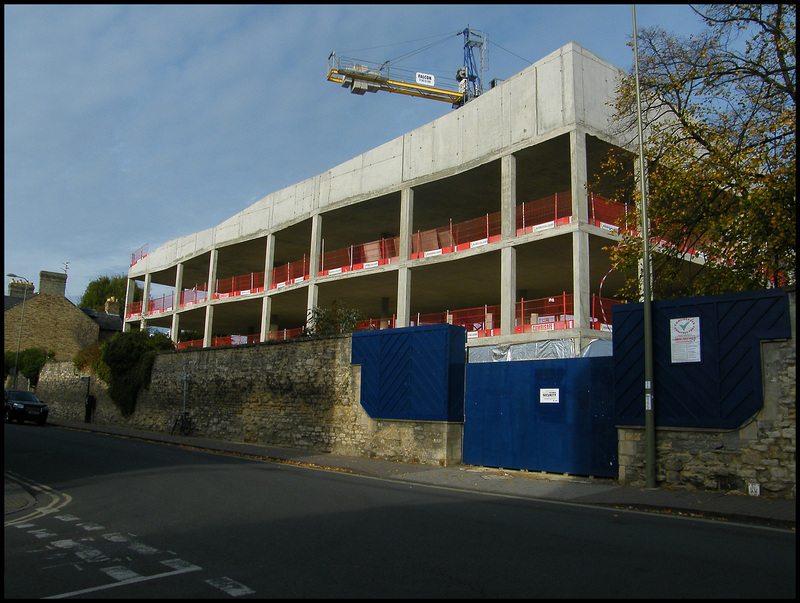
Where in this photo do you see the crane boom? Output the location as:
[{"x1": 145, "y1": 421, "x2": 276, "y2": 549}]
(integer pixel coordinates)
[
  {"x1": 327, "y1": 28, "x2": 487, "y2": 109},
  {"x1": 327, "y1": 54, "x2": 463, "y2": 104}
]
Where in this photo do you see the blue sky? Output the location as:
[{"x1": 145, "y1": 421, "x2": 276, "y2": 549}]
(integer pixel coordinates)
[{"x1": 4, "y1": 4, "x2": 709, "y2": 304}]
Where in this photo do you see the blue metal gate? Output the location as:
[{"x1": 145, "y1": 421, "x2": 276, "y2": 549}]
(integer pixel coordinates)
[{"x1": 463, "y1": 357, "x2": 618, "y2": 477}]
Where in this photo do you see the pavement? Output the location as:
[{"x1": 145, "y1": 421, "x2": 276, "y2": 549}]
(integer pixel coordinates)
[{"x1": 6, "y1": 418, "x2": 796, "y2": 530}]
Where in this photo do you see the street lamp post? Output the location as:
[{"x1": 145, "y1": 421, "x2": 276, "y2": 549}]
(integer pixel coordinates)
[
  {"x1": 7, "y1": 273, "x2": 32, "y2": 390},
  {"x1": 632, "y1": 6, "x2": 656, "y2": 489}
]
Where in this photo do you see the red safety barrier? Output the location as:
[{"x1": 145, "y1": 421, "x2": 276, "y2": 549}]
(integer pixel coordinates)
[
  {"x1": 319, "y1": 237, "x2": 400, "y2": 276},
  {"x1": 272, "y1": 256, "x2": 309, "y2": 288},
  {"x1": 410, "y1": 305, "x2": 501, "y2": 337},
  {"x1": 176, "y1": 339, "x2": 203, "y2": 350},
  {"x1": 125, "y1": 300, "x2": 143, "y2": 318},
  {"x1": 147, "y1": 292, "x2": 175, "y2": 314},
  {"x1": 265, "y1": 327, "x2": 304, "y2": 342},
  {"x1": 356, "y1": 316, "x2": 396, "y2": 330},
  {"x1": 515, "y1": 293, "x2": 574, "y2": 333},
  {"x1": 588, "y1": 193, "x2": 635, "y2": 233},
  {"x1": 591, "y1": 294, "x2": 625, "y2": 330},
  {"x1": 214, "y1": 271, "x2": 265, "y2": 299},
  {"x1": 411, "y1": 213, "x2": 502, "y2": 258},
  {"x1": 130, "y1": 244, "x2": 148, "y2": 267},
  {"x1": 180, "y1": 284, "x2": 208, "y2": 307},
  {"x1": 516, "y1": 192, "x2": 573, "y2": 235}
]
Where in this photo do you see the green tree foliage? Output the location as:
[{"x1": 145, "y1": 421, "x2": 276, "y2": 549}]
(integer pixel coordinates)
[
  {"x1": 101, "y1": 331, "x2": 174, "y2": 416},
  {"x1": 74, "y1": 341, "x2": 111, "y2": 383},
  {"x1": 4, "y1": 348, "x2": 54, "y2": 386},
  {"x1": 304, "y1": 301, "x2": 365, "y2": 337},
  {"x1": 78, "y1": 274, "x2": 142, "y2": 316},
  {"x1": 601, "y1": 4, "x2": 795, "y2": 299}
]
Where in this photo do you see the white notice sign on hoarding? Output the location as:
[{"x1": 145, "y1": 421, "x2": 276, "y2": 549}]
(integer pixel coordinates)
[
  {"x1": 670, "y1": 317, "x2": 701, "y2": 363},
  {"x1": 540, "y1": 388, "x2": 560, "y2": 404}
]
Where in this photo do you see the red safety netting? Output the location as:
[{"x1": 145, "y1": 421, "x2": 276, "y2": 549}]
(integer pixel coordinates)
[
  {"x1": 215, "y1": 272, "x2": 265, "y2": 296},
  {"x1": 411, "y1": 213, "x2": 501, "y2": 257},
  {"x1": 319, "y1": 237, "x2": 400, "y2": 274},
  {"x1": 176, "y1": 339, "x2": 203, "y2": 350},
  {"x1": 130, "y1": 244, "x2": 148, "y2": 266},
  {"x1": 272, "y1": 256, "x2": 309, "y2": 287},
  {"x1": 125, "y1": 301, "x2": 143, "y2": 318},
  {"x1": 516, "y1": 192, "x2": 573, "y2": 233},
  {"x1": 147, "y1": 292, "x2": 175, "y2": 314},
  {"x1": 180, "y1": 284, "x2": 208, "y2": 306},
  {"x1": 588, "y1": 193, "x2": 635, "y2": 232},
  {"x1": 265, "y1": 327, "x2": 304, "y2": 342},
  {"x1": 356, "y1": 317, "x2": 396, "y2": 331},
  {"x1": 411, "y1": 305, "x2": 501, "y2": 334}
]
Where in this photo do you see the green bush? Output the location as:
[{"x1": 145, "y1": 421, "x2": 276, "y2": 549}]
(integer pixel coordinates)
[
  {"x1": 101, "y1": 331, "x2": 174, "y2": 416},
  {"x1": 74, "y1": 341, "x2": 111, "y2": 383},
  {"x1": 304, "y1": 301, "x2": 365, "y2": 337}
]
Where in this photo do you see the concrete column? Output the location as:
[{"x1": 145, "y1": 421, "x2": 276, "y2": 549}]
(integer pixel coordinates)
[
  {"x1": 123, "y1": 278, "x2": 136, "y2": 332},
  {"x1": 140, "y1": 273, "x2": 152, "y2": 332},
  {"x1": 571, "y1": 128, "x2": 590, "y2": 339},
  {"x1": 306, "y1": 214, "x2": 322, "y2": 330},
  {"x1": 396, "y1": 187, "x2": 414, "y2": 327},
  {"x1": 260, "y1": 296, "x2": 273, "y2": 342},
  {"x1": 570, "y1": 129, "x2": 589, "y2": 224},
  {"x1": 306, "y1": 283, "x2": 318, "y2": 330},
  {"x1": 572, "y1": 230, "x2": 590, "y2": 332},
  {"x1": 170, "y1": 263, "x2": 184, "y2": 342},
  {"x1": 203, "y1": 304, "x2": 214, "y2": 348},
  {"x1": 261, "y1": 234, "x2": 275, "y2": 341},
  {"x1": 397, "y1": 268, "x2": 411, "y2": 328},
  {"x1": 501, "y1": 154, "x2": 517, "y2": 239},
  {"x1": 207, "y1": 249, "x2": 218, "y2": 299},
  {"x1": 203, "y1": 249, "x2": 218, "y2": 347},
  {"x1": 501, "y1": 246, "x2": 517, "y2": 336},
  {"x1": 308, "y1": 213, "x2": 322, "y2": 277}
]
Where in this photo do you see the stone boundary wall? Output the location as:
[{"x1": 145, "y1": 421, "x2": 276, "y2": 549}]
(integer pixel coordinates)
[
  {"x1": 618, "y1": 287, "x2": 796, "y2": 499},
  {"x1": 34, "y1": 335, "x2": 462, "y2": 466}
]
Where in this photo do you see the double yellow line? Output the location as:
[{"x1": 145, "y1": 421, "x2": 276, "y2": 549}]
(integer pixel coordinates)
[{"x1": 4, "y1": 470, "x2": 72, "y2": 526}]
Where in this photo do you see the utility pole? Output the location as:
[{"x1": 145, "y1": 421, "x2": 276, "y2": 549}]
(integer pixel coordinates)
[{"x1": 632, "y1": 5, "x2": 656, "y2": 489}]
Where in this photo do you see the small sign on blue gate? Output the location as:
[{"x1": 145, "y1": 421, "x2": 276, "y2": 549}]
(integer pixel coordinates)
[{"x1": 540, "y1": 388, "x2": 560, "y2": 404}]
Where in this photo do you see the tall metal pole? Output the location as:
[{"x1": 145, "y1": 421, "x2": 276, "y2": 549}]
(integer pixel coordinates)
[
  {"x1": 632, "y1": 5, "x2": 656, "y2": 488},
  {"x1": 7, "y1": 273, "x2": 31, "y2": 390}
]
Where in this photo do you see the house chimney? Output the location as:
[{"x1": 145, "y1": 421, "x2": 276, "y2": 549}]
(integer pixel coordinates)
[
  {"x1": 8, "y1": 280, "x2": 34, "y2": 298},
  {"x1": 39, "y1": 270, "x2": 67, "y2": 297},
  {"x1": 105, "y1": 297, "x2": 120, "y2": 315}
]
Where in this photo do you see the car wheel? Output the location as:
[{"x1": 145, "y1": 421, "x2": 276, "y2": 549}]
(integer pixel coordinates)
[
  {"x1": 4, "y1": 408, "x2": 9, "y2": 423},
  {"x1": 37, "y1": 418, "x2": 46, "y2": 426}
]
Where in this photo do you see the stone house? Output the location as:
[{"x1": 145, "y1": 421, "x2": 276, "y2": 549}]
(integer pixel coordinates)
[{"x1": 4, "y1": 271, "x2": 122, "y2": 365}]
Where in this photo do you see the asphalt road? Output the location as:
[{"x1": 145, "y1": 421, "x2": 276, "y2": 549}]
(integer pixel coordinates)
[{"x1": 5, "y1": 423, "x2": 796, "y2": 599}]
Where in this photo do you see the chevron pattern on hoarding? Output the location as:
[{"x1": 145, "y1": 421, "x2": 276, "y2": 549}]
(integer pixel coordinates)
[{"x1": 352, "y1": 324, "x2": 466, "y2": 421}]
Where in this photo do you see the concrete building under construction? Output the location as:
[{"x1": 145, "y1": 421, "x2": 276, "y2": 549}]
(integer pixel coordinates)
[{"x1": 124, "y1": 42, "x2": 638, "y2": 359}]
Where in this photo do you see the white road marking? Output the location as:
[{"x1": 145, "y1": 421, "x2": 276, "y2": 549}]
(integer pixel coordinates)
[
  {"x1": 205, "y1": 576, "x2": 256, "y2": 597},
  {"x1": 43, "y1": 561, "x2": 203, "y2": 599},
  {"x1": 54, "y1": 514, "x2": 80, "y2": 522},
  {"x1": 101, "y1": 566, "x2": 141, "y2": 581},
  {"x1": 27, "y1": 528, "x2": 58, "y2": 539},
  {"x1": 77, "y1": 522, "x2": 105, "y2": 531}
]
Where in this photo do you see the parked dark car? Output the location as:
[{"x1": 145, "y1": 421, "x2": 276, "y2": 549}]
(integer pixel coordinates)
[{"x1": 4, "y1": 389, "x2": 49, "y2": 425}]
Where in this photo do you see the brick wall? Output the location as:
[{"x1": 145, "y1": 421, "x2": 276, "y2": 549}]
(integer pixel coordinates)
[
  {"x1": 618, "y1": 287, "x2": 796, "y2": 499},
  {"x1": 35, "y1": 335, "x2": 461, "y2": 466},
  {"x1": 4, "y1": 295, "x2": 99, "y2": 361}
]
